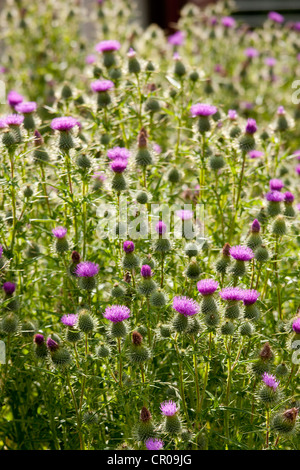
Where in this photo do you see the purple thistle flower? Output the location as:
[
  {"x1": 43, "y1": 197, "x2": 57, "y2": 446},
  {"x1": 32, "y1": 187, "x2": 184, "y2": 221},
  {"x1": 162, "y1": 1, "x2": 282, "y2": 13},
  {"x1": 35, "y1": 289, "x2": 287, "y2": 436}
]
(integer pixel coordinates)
[
  {"x1": 160, "y1": 400, "x2": 177, "y2": 416},
  {"x1": 75, "y1": 261, "x2": 99, "y2": 278},
  {"x1": 51, "y1": 117, "x2": 79, "y2": 132},
  {"x1": 268, "y1": 11, "x2": 284, "y2": 24},
  {"x1": 245, "y1": 118, "x2": 257, "y2": 135},
  {"x1": 91, "y1": 79, "x2": 114, "y2": 93},
  {"x1": 265, "y1": 191, "x2": 285, "y2": 202},
  {"x1": 92, "y1": 171, "x2": 106, "y2": 182},
  {"x1": 219, "y1": 287, "x2": 244, "y2": 302},
  {"x1": 95, "y1": 40, "x2": 121, "y2": 53},
  {"x1": 251, "y1": 219, "x2": 261, "y2": 232},
  {"x1": 229, "y1": 245, "x2": 254, "y2": 261},
  {"x1": 141, "y1": 265, "x2": 152, "y2": 278},
  {"x1": 61, "y1": 314, "x2": 78, "y2": 327},
  {"x1": 110, "y1": 158, "x2": 128, "y2": 173},
  {"x1": 190, "y1": 103, "x2": 217, "y2": 117},
  {"x1": 284, "y1": 191, "x2": 294, "y2": 203},
  {"x1": 153, "y1": 143, "x2": 162, "y2": 154},
  {"x1": 103, "y1": 305, "x2": 130, "y2": 323},
  {"x1": 293, "y1": 150, "x2": 300, "y2": 159},
  {"x1": 248, "y1": 150, "x2": 264, "y2": 159},
  {"x1": 221, "y1": 16, "x2": 236, "y2": 28},
  {"x1": 168, "y1": 30, "x2": 185, "y2": 46},
  {"x1": 52, "y1": 226, "x2": 67, "y2": 239},
  {"x1": 123, "y1": 240, "x2": 135, "y2": 253},
  {"x1": 265, "y1": 57, "x2": 276, "y2": 67},
  {"x1": 262, "y1": 372, "x2": 279, "y2": 390},
  {"x1": 297, "y1": 203, "x2": 300, "y2": 212},
  {"x1": 295, "y1": 165, "x2": 300, "y2": 175},
  {"x1": 155, "y1": 220, "x2": 167, "y2": 235},
  {"x1": 15, "y1": 101, "x2": 37, "y2": 114},
  {"x1": 127, "y1": 48, "x2": 136, "y2": 58},
  {"x1": 172, "y1": 296, "x2": 199, "y2": 317},
  {"x1": 175, "y1": 209, "x2": 193, "y2": 221},
  {"x1": 228, "y1": 109, "x2": 238, "y2": 120},
  {"x1": 5, "y1": 114, "x2": 24, "y2": 126},
  {"x1": 7, "y1": 90, "x2": 24, "y2": 107},
  {"x1": 107, "y1": 147, "x2": 130, "y2": 160},
  {"x1": 46, "y1": 337, "x2": 59, "y2": 351},
  {"x1": 270, "y1": 180, "x2": 283, "y2": 193},
  {"x1": 197, "y1": 278, "x2": 219, "y2": 296},
  {"x1": 85, "y1": 54, "x2": 96, "y2": 64},
  {"x1": 244, "y1": 48, "x2": 259, "y2": 58},
  {"x1": 241, "y1": 289, "x2": 260, "y2": 305},
  {"x1": 34, "y1": 334, "x2": 45, "y2": 345},
  {"x1": 292, "y1": 317, "x2": 300, "y2": 334},
  {"x1": 2, "y1": 282, "x2": 16, "y2": 295},
  {"x1": 277, "y1": 106, "x2": 285, "y2": 115},
  {"x1": 145, "y1": 438, "x2": 164, "y2": 450},
  {"x1": 0, "y1": 245, "x2": 3, "y2": 258}
]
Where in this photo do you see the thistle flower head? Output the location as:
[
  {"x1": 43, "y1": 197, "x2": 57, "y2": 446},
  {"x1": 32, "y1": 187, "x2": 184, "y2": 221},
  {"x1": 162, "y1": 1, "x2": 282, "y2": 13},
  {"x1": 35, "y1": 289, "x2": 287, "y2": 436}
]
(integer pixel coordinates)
[
  {"x1": 92, "y1": 171, "x2": 106, "y2": 182},
  {"x1": 5, "y1": 114, "x2": 24, "y2": 126},
  {"x1": 265, "y1": 57, "x2": 276, "y2": 67},
  {"x1": 145, "y1": 438, "x2": 164, "y2": 450},
  {"x1": 110, "y1": 158, "x2": 128, "y2": 173},
  {"x1": 168, "y1": 30, "x2": 184, "y2": 46},
  {"x1": 51, "y1": 116, "x2": 79, "y2": 131},
  {"x1": 141, "y1": 264, "x2": 152, "y2": 278},
  {"x1": 245, "y1": 118, "x2": 257, "y2": 135},
  {"x1": 15, "y1": 101, "x2": 37, "y2": 114},
  {"x1": 107, "y1": 147, "x2": 130, "y2": 160},
  {"x1": 221, "y1": 16, "x2": 236, "y2": 28},
  {"x1": 91, "y1": 79, "x2": 114, "y2": 92},
  {"x1": 103, "y1": 305, "x2": 130, "y2": 323},
  {"x1": 265, "y1": 191, "x2": 285, "y2": 202},
  {"x1": 268, "y1": 11, "x2": 284, "y2": 23},
  {"x1": 155, "y1": 220, "x2": 167, "y2": 235},
  {"x1": 284, "y1": 191, "x2": 294, "y2": 203},
  {"x1": 228, "y1": 109, "x2": 237, "y2": 120},
  {"x1": 241, "y1": 289, "x2": 260, "y2": 305},
  {"x1": 75, "y1": 261, "x2": 99, "y2": 278},
  {"x1": 197, "y1": 278, "x2": 219, "y2": 296},
  {"x1": 230, "y1": 245, "x2": 254, "y2": 261},
  {"x1": 34, "y1": 333, "x2": 45, "y2": 345},
  {"x1": 292, "y1": 317, "x2": 300, "y2": 334},
  {"x1": 46, "y1": 337, "x2": 59, "y2": 351},
  {"x1": 61, "y1": 314, "x2": 78, "y2": 327},
  {"x1": 219, "y1": 287, "x2": 243, "y2": 301},
  {"x1": 172, "y1": 296, "x2": 199, "y2": 316},
  {"x1": 190, "y1": 103, "x2": 217, "y2": 117},
  {"x1": 52, "y1": 226, "x2": 67, "y2": 239},
  {"x1": 7, "y1": 90, "x2": 24, "y2": 107},
  {"x1": 95, "y1": 40, "x2": 121, "y2": 52},
  {"x1": 123, "y1": 240, "x2": 135, "y2": 253},
  {"x1": 248, "y1": 150, "x2": 264, "y2": 159},
  {"x1": 269, "y1": 178, "x2": 284, "y2": 191},
  {"x1": 262, "y1": 372, "x2": 279, "y2": 390},
  {"x1": 251, "y1": 219, "x2": 261, "y2": 232},
  {"x1": 175, "y1": 209, "x2": 193, "y2": 220},
  {"x1": 244, "y1": 48, "x2": 259, "y2": 58},
  {"x1": 160, "y1": 400, "x2": 177, "y2": 416},
  {"x1": 277, "y1": 106, "x2": 285, "y2": 115},
  {"x1": 0, "y1": 119, "x2": 7, "y2": 129},
  {"x1": 2, "y1": 282, "x2": 16, "y2": 295},
  {"x1": 85, "y1": 54, "x2": 96, "y2": 64}
]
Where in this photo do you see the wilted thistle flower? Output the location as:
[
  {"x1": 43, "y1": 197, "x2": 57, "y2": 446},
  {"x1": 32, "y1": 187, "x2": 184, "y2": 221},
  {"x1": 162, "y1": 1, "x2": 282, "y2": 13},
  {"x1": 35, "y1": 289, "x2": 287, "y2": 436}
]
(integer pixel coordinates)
[
  {"x1": 271, "y1": 215, "x2": 287, "y2": 237},
  {"x1": 135, "y1": 127, "x2": 153, "y2": 168},
  {"x1": 33, "y1": 130, "x2": 49, "y2": 164},
  {"x1": 145, "y1": 438, "x2": 164, "y2": 450},
  {"x1": 247, "y1": 219, "x2": 262, "y2": 250},
  {"x1": 46, "y1": 337, "x2": 72, "y2": 367},
  {"x1": 229, "y1": 245, "x2": 254, "y2": 278},
  {"x1": 258, "y1": 372, "x2": 280, "y2": 405},
  {"x1": 265, "y1": 190, "x2": 284, "y2": 217},
  {"x1": 172, "y1": 296, "x2": 199, "y2": 332},
  {"x1": 128, "y1": 331, "x2": 150, "y2": 364},
  {"x1": 34, "y1": 334, "x2": 48, "y2": 359},
  {"x1": 122, "y1": 240, "x2": 139, "y2": 270},
  {"x1": 103, "y1": 305, "x2": 130, "y2": 338},
  {"x1": 250, "y1": 342, "x2": 274, "y2": 376},
  {"x1": 190, "y1": 103, "x2": 217, "y2": 133},
  {"x1": 15, "y1": 101, "x2": 37, "y2": 130},
  {"x1": 91, "y1": 79, "x2": 114, "y2": 109},
  {"x1": 134, "y1": 407, "x2": 155, "y2": 442},
  {"x1": 68, "y1": 251, "x2": 81, "y2": 277},
  {"x1": 239, "y1": 118, "x2": 257, "y2": 152},
  {"x1": 242, "y1": 289, "x2": 260, "y2": 321},
  {"x1": 271, "y1": 408, "x2": 299, "y2": 436},
  {"x1": 95, "y1": 39, "x2": 121, "y2": 68},
  {"x1": 52, "y1": 226, "x2": 68, "y2": 254},
  {"x1": 283, "y1": 192, "x2": 295, "y2": 218},
  {"x1": 219, "y1": 287, "x2": 244, "y2": 320},
  {"x1": 75, "y1": 261, "x2": 99, "y2": 291},
  {"x1": 160, "y1": 400, "x2": 181, "y2": 435},
  {"x1": 215, "y1": 242, "x2": 231, "y2": 274},
  {"x1": 51, "y1": 116, "x2": 80, "y2": 151}
]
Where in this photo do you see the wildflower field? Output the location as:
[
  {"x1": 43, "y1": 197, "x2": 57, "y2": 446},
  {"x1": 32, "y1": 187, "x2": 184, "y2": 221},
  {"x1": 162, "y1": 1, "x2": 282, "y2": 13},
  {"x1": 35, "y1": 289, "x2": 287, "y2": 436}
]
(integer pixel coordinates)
[{"x1": 0, "y1": 0, "x2": 300, "y2": 451}]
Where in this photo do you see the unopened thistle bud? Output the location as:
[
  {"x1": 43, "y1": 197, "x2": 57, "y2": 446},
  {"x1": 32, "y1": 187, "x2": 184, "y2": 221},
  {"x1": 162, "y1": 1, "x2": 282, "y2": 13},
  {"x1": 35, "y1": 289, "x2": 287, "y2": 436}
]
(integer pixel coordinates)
[
  {"x1": 254, "y1": 244, "x2": 269, "y2": 263},
  {"x1": 185, "y1": 259, "x2": 201, "y2": 280},
  {"x1": 275, "y1": 363, "x2": 289, "y2": 377},
  {"x1": 209, "y1": 153, "x2": 225, "y2": 171},
  {"x1": 239, "y1": 321, "x2": 254, "y2": 337},
  {"x1": 78, "y1": 309, "x2": 97, "y2": 333},
  {"x1": 167, "y1": 167, "x2": 180, "y2": 183},
  {"x1": 111, "y1": 283, "x2": 125, "y2": 298},
  {"x1": 271, "y1": 215, "x2": 287, "y2": 237},
  {"x1": 221, "y1": 321, "x2": 235, "y2": 336},
  {"x1": 46, "y1": 337, "x2": 72, "y2": 367},
  {"x1": 276, "y1": 106, "x2": 289, "y2": 132},
  {"x1": 1, "y1": 312, "x2": 19, "y2": 334},
  {"x1": 96, "y1": 343, "x2": 111, "y2": 359},
  {"x1": 150, "y1": 289, "x2": 167, "y2": 307}
]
